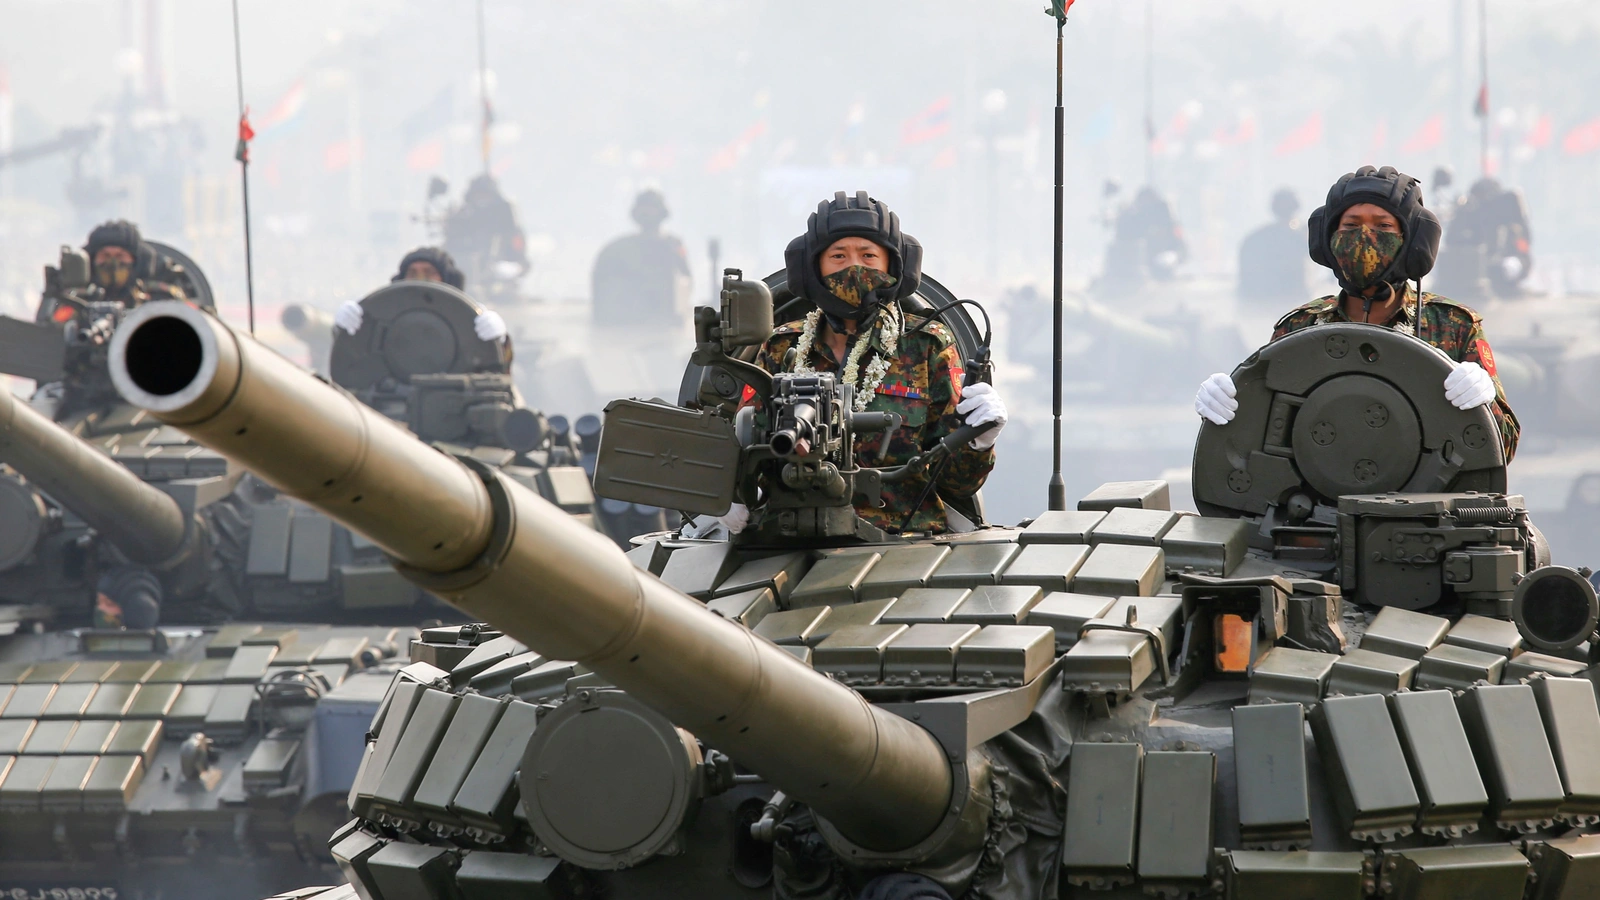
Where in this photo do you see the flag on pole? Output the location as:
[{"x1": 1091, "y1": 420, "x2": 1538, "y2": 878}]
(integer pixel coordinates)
[
  {"x1": 235, "y1": 108, "x2": 254, "y2": 163},
  {"x1": 1562, "y1": 117, "x2": 1600, "y2": 156},
  {"x1": 1273, "y1": 112, "x2": 1323, "y2": 157},
  {"x1": 257, "y1": 81, "x2": 306, "y2": 134},
  {"x1": 1473, "y1": 83, "x2": 1489, "y2": 119}
]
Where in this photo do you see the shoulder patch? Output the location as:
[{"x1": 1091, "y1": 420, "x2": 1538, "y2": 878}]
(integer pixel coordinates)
[
  {"x1": 903, "y1": 316, "x2": 956, "y2": 350},
  {"x1": 1417, "y1": 293, "x2": 1483, "y2": 322}
]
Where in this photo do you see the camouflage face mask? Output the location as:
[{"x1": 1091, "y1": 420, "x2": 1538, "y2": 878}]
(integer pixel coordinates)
[
  {"x1": 822, "y1": 265, "x2": 897, "y2": 309},
  {"x1": 1330, "y1": 225, "x2": 1403, "y2": 292}
]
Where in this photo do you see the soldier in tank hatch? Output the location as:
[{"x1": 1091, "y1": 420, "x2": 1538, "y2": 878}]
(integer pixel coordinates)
[
  {"x1": 334, "y1": 246, "x2": 512, "y2": 364},
  {"x1": 1195, "y1": 165, "x2": 1519, "y2": 461},
  {"x1": 716, "y1": 191, "x2": 1008, "y2": 536},
  {"x1": 1237, "y1": 188, "x2": 1309, "y2": 307},
  {"x1": 590, "y1": 188, "x2": 693, "y2": 330}
]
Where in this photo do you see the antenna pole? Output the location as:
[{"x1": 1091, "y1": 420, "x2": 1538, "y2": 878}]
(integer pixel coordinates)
[
  {"x1": 1144, "y1": 0, "x2": 1154, "y2": 184},
  {"x1": 230, "y1": 0, "x2": 255, "y2": 335},
  {"x1": 477, "y1": 0, "x2": 491, "y2": 174},
  {"x1": 1048, "y1": 4, "x2": 1069, "y2": 511},
  {"x1": 1478, "y1": 0, "x2": 1489, "y2": 177}
]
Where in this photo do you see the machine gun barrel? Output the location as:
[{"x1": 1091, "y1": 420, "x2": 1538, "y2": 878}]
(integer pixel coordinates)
[
  {"x1": 108, "y1": 301, "x2": 955, "y2": 855},
  {"x1": 0, "y1": 388, "x2": 191, "y2": 565}
]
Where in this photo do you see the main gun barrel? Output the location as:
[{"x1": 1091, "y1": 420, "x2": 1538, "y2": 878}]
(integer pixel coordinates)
[
  {"x1": 108, "y1": 301, "x2": 954, "y2": 854},
  {"x1": 0, "y1": 388, "x2": 190, "y2": 565}
]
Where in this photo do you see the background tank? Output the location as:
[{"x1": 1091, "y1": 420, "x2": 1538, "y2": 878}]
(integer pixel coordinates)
[{"x1": 111, "y1": 289, "x2": 1600, "y2": 900}]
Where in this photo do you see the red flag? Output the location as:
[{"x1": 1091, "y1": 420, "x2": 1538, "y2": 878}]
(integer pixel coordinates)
[
  {"x1": 901, "y1": 96, "x2": 952, "y2": 145},
  {"x1": 705, "y1": 120, "x2": 767, "y2": 173},
  {"x1": 1473, "y1": 83, "x2": 1489, "y2": 118},
  {"x1": 406, "y1": 139, "x2": 443, "y2": 172},
  {"x1": 235, "y1": 108, "x2": 254, "y2": 163},
  {"x1": 1562, "y1": 117, "x2": 1600, "y2": 156},
  {"x1": 1526, "y1": 114, "x2": 1553, "y2": 150},
  {"x1": 1273, "y1": 112, "x2": 1323, "y2": 157},
  {"x1": 1399, "y1": 115, "x2": 1443, "y2": 154}
]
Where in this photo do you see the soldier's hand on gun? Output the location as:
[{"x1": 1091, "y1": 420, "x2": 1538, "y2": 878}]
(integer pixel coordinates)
[
  {"x1": 1195, "y1": 373, "x2": 1238, "y2": 425},
  {"x1": 1443, "y1": 361, "x2": 1496, "y2": 410},
  {"x1": 334, "y1": 300, "x2": 364, "y2": 336},
  {"x1": 718, "y1": 502, "x2": 750, "y2": 536},
  {"x1": 474, "y1": 310, "x2": 509, "y2": 342},
  {"x1": 956, "y1": 382, "x2": 1007, "y2": 450}
]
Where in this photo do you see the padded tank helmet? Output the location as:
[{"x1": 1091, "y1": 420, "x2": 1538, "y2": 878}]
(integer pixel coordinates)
[
  {"x1": 784, "y1": 191, "x2": 923, "y2": 322},
  {"x1": 1308, "y1": 165, "x2": 1441, "y2": 294},
  {"x1": 85, "y1": 219, "x2": 144, "y2": 261},
  {"x1": 393, "y1": 246, "x2": 466, "y2": 291}
]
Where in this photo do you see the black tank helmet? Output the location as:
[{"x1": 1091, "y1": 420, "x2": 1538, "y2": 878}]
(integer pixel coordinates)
[
  {"x1": 393, "y1": 246, "x2": 466, "y2": 291},
  {"x1": 1308, "y1": 165, "x2": 1441, "y2": 295},
  {"x1": 85, "y1": 219, "x2": 144, "y2": 261},
  {"x1": 783, "y1": 191, "x2": 923, "y2": 322}
]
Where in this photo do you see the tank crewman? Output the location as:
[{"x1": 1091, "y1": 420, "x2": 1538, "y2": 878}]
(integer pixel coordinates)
[
  {"x1": 590, "y1": 189, "x2": 693, "y2": 329},
  {"x1": 1093, "y1": 185, "x2": 1187, "y2": 299},
  {"x1": 442, "y1": 173, "x2": 530, "y2": 296},
  {"x1": 719, "y1": 191, "x2": 1007, "y2": 535},
  {"x1": 334, "y1": 246, "x2": 512, "y2": 361},
  {"x1": 37, "y1": 219, "x2": 187, "y2": 325},
  {"x1": 1195, "y1": 165, "x2": 1519, "y2": 461},
  {"x1": 1432, "y1": 176, "x2": 1533, "y2": 301},
  {"x1": 1236, "y1": 188, "x2": 1309, "y2": 306}
]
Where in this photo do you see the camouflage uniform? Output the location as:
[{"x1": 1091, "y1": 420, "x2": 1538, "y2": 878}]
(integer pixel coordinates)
[
  {"x1": 1272, "y1": 286, "x2": 1520, "y2": 461},
  {"x1": 755, "y1": 315, "x2": 994, "y2": 534}
]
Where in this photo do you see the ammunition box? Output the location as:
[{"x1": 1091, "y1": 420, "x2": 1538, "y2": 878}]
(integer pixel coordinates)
[
  {"x1": 1381, "y1": 845, "x2": 1530, "y2": 900},
  {"x1": 1223, "y1": 851, "x2": 1366, "y2": 900},
  {"x1": 1071, "y1": 544, "x2": 1165, "y2": 597},
  {"x1": 950, "y1": 584, "x2": 1045, "y2": 625},
  {"x1": 1358, "y1": 607, "x2": 1450, "y2": 660},
  {"x1": 1389, "y1": 690, "x2": 1489, "y2": 837},
  {"x1": 883, "y1": 623, "x2": 981, "y2": 687},
  {"x1": 1527, "y1": 834, "x2": 1600, "y2": 900},
  {"x1": 1457, "y1": 683, "x2": 1565, "y2": 831},
  {"x1": 1060, "y1": 630, "x2": 1157, "y2": 695},
  {"x1": 1504, "y1": 652, "x2": 1588, "y2": 682},
  {"x1": 1160, "y1": 516, "x2": 1250, "y2": 576},
  {"x1": 714, "y1": 551, "x2": 810, "y2": 602},
  {"x1": 1088, "y1": 506, "x2": 1182, "y2": 546},
  {"x1": 1445, "y1": 614, "x2": 1524, "y2": 657},
  {"x1": 704, "y1": 587, "x2": 777, "y2": 628},
  {"x1": 879, "y1": 588, "x2": 971, "y2": 624},
  {"x1": 753, "y1": 607, "x2": 832, "y2": 646},
  {"x1": 1248, "y1": 647, "x2": 1340, "y2": 706},
  {"x1": 1326, "y1": 648, "x2": 1418, "y2": 696},
  {"x1": 1078, "y1": 480, "x2": 1170, "y2": 511},
  {"x1": 1529, "y1": 677, "x2": 1600, "y2": 823},
  {"x1": 955, "y1": 625, "x2": 1055, "y2": 687},
  {"x1": 789, "y1": 552, "x2": 881, "y2": 607},
  {"x1": 450, "y1": 699, "x2": 541, "y2": 834},
  {"x1": 928, "y1": 542, "x2": 1021, "y2": 586},
  {"x1": 1310, "y1": 694, "x2": 1420, "y2": 842},
  {"x1": 998, "y1": 543, "x2": 1090, "y2": 592},
  {"x1": 1233, "y1": 703, "x2": 1312, "y2": 849},
  {"x1": 1138, "y1": 751, "x2": 1215, "y2": 884},
  {"x1": 1062, "y1": 741, "x2": 1143, "y2": 889},
  {"x1": 808, "y1": 599, "x2": 896, "y2": 644},
  {"x1": 1024, "y1": 592, "x2": 1116, "y2": 650},
  {"x1": 1018, "y1": 509, "x2": 1105, "y2": 544},
  {"x1": 658, "y1": 541, "x2": 741, "y2": 599},
  {"x1": 812, "y1": 624, "x2": 909, "y2": 685},
  {"x1": 858, "y1": 545, "x2": 951, "y2": 600},
  {"x1": 1414, "y1": 643, "x2": 1506, "y2": 691}
]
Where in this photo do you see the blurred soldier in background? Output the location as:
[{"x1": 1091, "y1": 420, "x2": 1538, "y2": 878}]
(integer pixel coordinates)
[
  {"x1": 1431, "y1": 176, "x2": 1534, "y2": 302},
  {"x1": 591, "y1": 189, "x2": 692, "y2": 330},
  {"x1": 1093, "y1": 185, "x2": 1187, "y2": 300},
  {"x1": 1196, "y1": 165, "x2": 1520, "y2": 461},
  {"x1": 1236, "y1": 188, "x2": 1308, "y2": 308},
  {"x1": 442, "y1": 174, "x2": 530, "y2": 303},
  {"x1": 335, "y1": 246, "x2": 511, "y2": 361}
]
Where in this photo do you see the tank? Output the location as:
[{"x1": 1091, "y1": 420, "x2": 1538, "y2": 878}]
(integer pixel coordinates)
[
  {"x1": 111, "y1": 292, "x2": 1600, "y2": 900},
  {"x1": 0, "y1": 620, "x2": 413, "y2": 900}
]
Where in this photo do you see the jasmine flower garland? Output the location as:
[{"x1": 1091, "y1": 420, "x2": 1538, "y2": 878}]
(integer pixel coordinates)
[{"x1": 792, "y1": 305, "x2": 901, "y2": 411}]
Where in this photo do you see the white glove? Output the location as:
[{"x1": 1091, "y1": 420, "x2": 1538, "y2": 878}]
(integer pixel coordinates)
[
  {"x1": 1195, "y1": 372, "x2": 1238, "y2": 425},
  {"x1": 1500, "y1": 256, "x2": 1525, "y2": 280},
  {"x1": 474, "y1": 310, "x2": 508, "y2": 342},
  {"x1": 334, "y1": 300, "x2": 363, "y2": 336},
  {"x1": 1443, "y1": 361, "x2": 1496, "y2": 410},
  {"x1": 956, "y1": 382, "x2": 1007, "y2": 450},
  {"x1": 719, "y1": 502, "x2": 750, "y2": 535}
]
